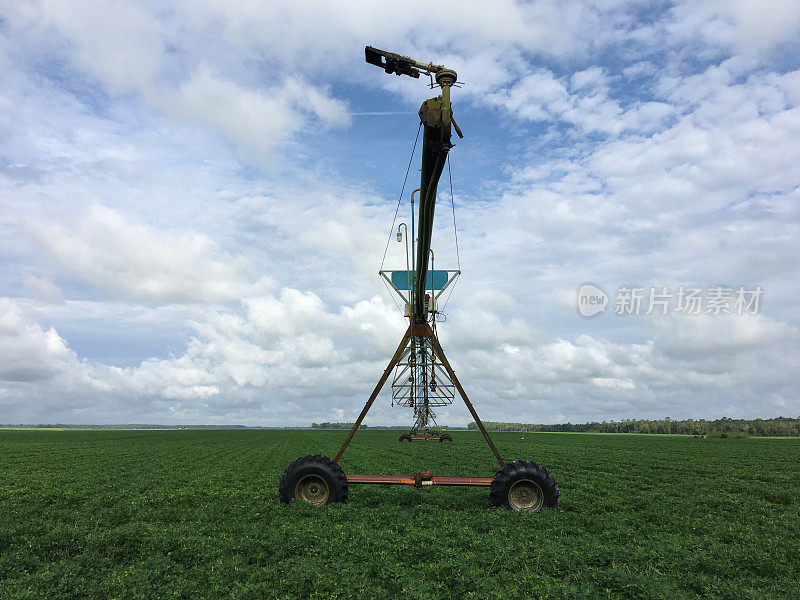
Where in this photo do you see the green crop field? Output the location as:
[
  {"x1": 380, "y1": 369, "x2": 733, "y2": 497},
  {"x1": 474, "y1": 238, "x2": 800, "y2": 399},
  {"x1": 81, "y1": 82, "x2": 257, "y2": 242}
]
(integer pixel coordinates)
[{"x1": 1, "y1": 429, "x2": 798, "y2": 599}]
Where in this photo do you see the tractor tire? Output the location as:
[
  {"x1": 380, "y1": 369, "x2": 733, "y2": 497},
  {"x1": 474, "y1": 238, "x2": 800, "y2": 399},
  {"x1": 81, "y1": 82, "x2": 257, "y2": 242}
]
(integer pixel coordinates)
[
  {"x1": 490, "y1": 460, "x2": 559, "y2": 511},
  {"x1": 278, "y1": 455, "x2": 348, "y2": 506},
  {"x1": 439, "y1": 434, "x2": 453, "y2": 442},
  {"x1": 399, "y1": 434, "x2": 412, "y2": 443}
]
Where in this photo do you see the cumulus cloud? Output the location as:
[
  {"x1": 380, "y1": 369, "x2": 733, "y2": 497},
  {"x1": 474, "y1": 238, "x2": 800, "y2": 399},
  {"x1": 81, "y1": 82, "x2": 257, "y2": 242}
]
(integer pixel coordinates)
[
  {"x1": 22, "y1": 274, "x2": 64, "y2": 304},
  {"x1": 667, "y1": 0, "x2": 800, "y2": 55},
  {"x1": 0, "y1": 289, "x2": 405, "y2": 423},
  {"x1": 0, "y1": 298, "x2": 76, "y2": 382},
  {"x1": 8, "y1": 0, "x2": 350, "y2": 165},
  {"x1": 28, "y1": 205, "x2": 272, "y2": 304},
  {"x1": 484, "y1": 66, "x2": 677, "y2": 138},
  {"x1": 164, "y1": 69, "x2": 349, "y2": 163},
  {"x1": 4, "y1": 286, "x2": 797, "y2": 425}
]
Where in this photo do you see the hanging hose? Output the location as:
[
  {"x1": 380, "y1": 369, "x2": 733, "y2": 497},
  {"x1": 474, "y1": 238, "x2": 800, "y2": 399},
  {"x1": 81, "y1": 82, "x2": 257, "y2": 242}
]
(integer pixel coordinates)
[
  {"x1": 441, "y1": 155, "x2": 461, "y2": 312},
  {"x1": 379, "y1": 122, "x2": 422, "y2": 272},
  {"x1": 448, "y1": 155, "x2": 461, "y2": 271}
]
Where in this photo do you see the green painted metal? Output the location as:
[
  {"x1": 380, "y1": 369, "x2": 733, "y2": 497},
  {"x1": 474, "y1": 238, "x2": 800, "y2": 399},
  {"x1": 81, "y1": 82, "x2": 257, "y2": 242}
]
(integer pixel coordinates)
[
  {"x1": 362, "y1": 46, "x2": 459, "y2": 323},
  {"x1": 413, "y1": 95, "x2": 453, "y2": 321},
  {"x1": 391, "y1": 270, "x2": 449, "y2": 291}
]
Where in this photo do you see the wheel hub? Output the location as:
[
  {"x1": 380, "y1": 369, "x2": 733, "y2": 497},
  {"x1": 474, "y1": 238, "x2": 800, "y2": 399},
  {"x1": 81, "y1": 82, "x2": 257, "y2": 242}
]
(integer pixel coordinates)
[
  {"x1": 508, "y1": 479, "x2": 544, "y2": 511},
  {"x1": 295, "y1": 474, "x2": 330, "y2": 506}
]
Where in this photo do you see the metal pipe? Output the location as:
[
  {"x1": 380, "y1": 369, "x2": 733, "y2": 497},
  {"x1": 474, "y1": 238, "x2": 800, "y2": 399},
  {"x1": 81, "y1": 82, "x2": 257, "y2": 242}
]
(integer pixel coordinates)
[
  {"x1": 397, "y1": 223, "x2": 410, "y2": 300},
  {"x1": 346, "y1": 474, "x2": 494, "y2": 486},
  {"x1": 429, "y1": 248, "x2": 435, "y2": 316},
  {"x1": 410, "y1": 188, "x2": 419, "y2": 312},
  {"x1": 413, "y1": 130, "x2": 449, "y2": 321},
  {"x1": 409, "y1": 188, "x2": 420, "y2": 412}
]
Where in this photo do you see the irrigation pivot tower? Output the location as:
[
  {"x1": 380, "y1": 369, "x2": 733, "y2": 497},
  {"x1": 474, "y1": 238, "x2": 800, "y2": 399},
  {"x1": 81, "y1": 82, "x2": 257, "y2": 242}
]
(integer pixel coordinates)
[
  {"x1": 374, "y1": 50, "x2": 462, "y2": 442},
  {"x1": 279, "y1": 47, "x2": 559, "y2": 511}
]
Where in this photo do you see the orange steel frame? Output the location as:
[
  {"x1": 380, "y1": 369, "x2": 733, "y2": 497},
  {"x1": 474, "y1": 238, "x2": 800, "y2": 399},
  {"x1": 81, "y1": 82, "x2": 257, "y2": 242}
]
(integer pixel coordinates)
[
  {"x1": 334, "y1": 322, "x2": 504, "y2": 488},
  {"x1": 347, "y1": 474, "x2": 494, "y2": 487}
]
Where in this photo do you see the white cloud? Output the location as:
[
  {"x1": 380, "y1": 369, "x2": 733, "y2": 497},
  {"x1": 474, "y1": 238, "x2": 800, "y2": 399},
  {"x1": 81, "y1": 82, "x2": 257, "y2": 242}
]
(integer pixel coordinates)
[
  {"x1": 28, "y1": 204, "x2": 272, "y2": 303},
  {"x1": 486, "y1": 68, "x2": 676, "y2": 136},
  {"x1": 22, "y1": 274, "x2": 64, "y2": 304},
  {"x1": 0, "y1": 298, "x2": 76, "y2": 382},
  {"x1": 729, "y1": 0, "x2": 800, "y2": 51},
  {"x1": 36, "y1": 0, "x2": 163, "y2": 91},
  {"x1": 2, "y1": 281, "x2": 799, "y2": 424},
  {"x1": 165, "y1": 69, "x2": 349, "y2": 163},
  {"x1": 8, "y1": 0, "x2": 351, "y2": 166},
  {"x1": 652, "y1": 314, "x2": 799, "y2": 360},
  {"x1": 673, "y1": 0, "x2": 800, "y2": 54}
]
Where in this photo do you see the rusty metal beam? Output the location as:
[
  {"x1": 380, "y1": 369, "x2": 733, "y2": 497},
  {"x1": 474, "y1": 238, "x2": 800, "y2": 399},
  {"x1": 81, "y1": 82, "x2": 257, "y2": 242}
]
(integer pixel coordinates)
[
  {"x1": 347, "y1": 474, "x2": 416, "y2": 485},
  {"x1": 334, "y1": 326, "x2": 412, "y2": 463},
  {"x1": 432, "y1": 476, "x2": 493, "y2": 486},
  {"x1": 346, "y1": 474, "x2": 493, "y2": 487}
]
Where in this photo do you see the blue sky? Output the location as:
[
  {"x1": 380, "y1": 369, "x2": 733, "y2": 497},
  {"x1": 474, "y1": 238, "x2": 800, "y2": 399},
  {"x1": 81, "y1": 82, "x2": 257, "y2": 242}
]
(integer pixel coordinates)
[{"x1": 1, "y1": 1, "x2": 799, "y2": 425}]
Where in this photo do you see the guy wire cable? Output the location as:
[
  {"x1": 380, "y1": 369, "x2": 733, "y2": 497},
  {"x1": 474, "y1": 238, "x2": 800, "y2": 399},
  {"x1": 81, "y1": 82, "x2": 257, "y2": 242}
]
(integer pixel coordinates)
[{"x1": 379, "y1": 122, "x2": 422, "y2": 272}]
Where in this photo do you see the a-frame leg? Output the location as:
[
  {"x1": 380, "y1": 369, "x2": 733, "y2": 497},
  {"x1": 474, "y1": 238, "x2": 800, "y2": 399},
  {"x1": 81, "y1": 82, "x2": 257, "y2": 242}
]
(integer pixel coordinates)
[
  {"x1": 422, "y1": 324, "x2": 505, "y2": 467},
  {"x1": 334, "y1": 326, "x2": 412, "y2": 462}
]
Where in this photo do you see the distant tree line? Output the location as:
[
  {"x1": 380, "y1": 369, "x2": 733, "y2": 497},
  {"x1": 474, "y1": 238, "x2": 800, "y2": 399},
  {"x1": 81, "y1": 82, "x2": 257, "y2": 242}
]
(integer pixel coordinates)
[
  {"x1": 310, "y1": 422, "x2": 462, "y2": 430},
  {"x1": 468, "y1": 416, "x2": 800, "y2": 437}
]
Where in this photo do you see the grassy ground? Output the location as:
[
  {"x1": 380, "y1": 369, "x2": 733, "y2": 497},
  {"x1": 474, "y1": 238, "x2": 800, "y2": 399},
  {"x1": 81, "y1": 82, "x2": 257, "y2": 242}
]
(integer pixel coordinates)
[{"x1": 1, "y1": 428, "x2": 798, "y2": 599}]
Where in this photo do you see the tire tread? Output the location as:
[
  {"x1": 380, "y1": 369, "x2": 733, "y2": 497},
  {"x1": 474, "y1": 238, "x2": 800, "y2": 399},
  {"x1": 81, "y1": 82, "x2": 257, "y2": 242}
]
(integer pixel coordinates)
[
  {"x1": 278, "y1": 454, "x2": 348, "y2": 505},
  {"x1": 490, "y1": 459, "x2": 559, "y2": 510}
]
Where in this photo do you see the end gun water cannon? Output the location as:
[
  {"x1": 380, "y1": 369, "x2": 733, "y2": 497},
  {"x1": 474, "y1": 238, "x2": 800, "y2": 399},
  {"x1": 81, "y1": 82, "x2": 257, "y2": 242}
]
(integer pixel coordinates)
[
  {"x1": 364, "y1": 47, "x2": 464, "y2": 136},
  {"x1": 365, "y1": 46, "x2": 444, "y2": 79}
]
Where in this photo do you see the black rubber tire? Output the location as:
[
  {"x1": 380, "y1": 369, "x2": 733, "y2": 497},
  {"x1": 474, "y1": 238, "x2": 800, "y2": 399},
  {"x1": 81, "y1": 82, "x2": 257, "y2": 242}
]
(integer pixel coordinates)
[
  {"x1": 439, "y1": 434, "x2": 453, "y2": 442},
  {"x1": 278, "y1": 454, "x2": 348, "y2": 505},
  {"x1": 399, "y1": 434, "x2": 412, "y2": 443},
  {"x1": 490, "y1": 460, "x2": 559, "y2": 511}
]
